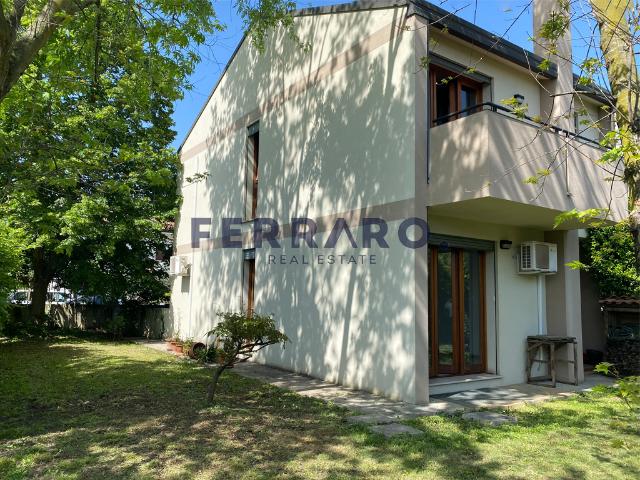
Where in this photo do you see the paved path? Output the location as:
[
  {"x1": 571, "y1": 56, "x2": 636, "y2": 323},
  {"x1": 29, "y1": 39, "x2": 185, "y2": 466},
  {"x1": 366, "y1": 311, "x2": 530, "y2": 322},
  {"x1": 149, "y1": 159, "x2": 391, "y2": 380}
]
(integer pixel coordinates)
[{"x1": 138, "y1": 339, "x2": 613, "y2": 419}]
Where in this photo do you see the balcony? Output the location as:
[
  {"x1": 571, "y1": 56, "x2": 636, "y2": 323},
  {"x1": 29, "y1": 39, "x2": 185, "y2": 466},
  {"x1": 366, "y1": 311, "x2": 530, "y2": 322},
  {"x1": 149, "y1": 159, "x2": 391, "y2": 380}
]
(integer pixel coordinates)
[{"x1": 427, "y1": 105, "x2": 627, "y2": 228}]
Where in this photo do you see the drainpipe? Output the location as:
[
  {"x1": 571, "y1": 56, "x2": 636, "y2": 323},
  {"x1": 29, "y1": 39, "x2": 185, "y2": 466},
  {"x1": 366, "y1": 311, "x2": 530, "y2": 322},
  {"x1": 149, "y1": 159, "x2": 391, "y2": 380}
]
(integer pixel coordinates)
[{"x1": 537, "y1": 275, "x2": 547, "y2": 334}]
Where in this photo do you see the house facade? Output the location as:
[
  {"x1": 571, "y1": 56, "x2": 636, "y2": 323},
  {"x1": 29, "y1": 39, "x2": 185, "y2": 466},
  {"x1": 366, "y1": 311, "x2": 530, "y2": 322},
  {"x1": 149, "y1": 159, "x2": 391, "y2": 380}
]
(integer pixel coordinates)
[{"x1": 170, "y1": 0, "x2": 627, "y2": 404}]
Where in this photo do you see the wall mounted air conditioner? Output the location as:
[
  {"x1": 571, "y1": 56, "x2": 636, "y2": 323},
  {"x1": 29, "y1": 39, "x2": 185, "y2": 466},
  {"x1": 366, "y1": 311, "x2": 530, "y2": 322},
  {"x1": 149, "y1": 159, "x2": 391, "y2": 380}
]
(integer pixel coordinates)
[
  {"x1": 169, "y1": 255, "x2": 191, "y2": 277},
  {"x1": 519, "y1": 241, "x2": 557, "y2": 274}
]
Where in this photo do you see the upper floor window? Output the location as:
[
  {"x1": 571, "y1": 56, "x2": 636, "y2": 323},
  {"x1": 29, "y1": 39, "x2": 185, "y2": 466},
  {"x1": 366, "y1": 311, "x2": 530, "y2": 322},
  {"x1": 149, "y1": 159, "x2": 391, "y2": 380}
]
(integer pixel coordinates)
[
  {"x1": 244, "y1": 122, "x2": 260, "y2": 220},
  {"x1": 430, "y1": 66, "x2": 483, "y2": 127}
]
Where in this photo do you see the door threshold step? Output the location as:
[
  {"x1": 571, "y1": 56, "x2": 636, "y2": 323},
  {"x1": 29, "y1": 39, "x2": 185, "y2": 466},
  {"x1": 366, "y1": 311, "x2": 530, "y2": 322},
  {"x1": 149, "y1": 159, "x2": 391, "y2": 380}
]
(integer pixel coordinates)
[{"x1": 430, "y1": 374, "x2": 502, "y2": 387}]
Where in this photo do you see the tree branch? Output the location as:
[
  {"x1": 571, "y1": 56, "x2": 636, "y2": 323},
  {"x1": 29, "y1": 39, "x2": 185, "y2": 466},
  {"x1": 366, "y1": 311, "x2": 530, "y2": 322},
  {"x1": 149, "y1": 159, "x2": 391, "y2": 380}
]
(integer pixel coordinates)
[{"x1": 1, "y1": 0, "x2": 98, "y2": 99}]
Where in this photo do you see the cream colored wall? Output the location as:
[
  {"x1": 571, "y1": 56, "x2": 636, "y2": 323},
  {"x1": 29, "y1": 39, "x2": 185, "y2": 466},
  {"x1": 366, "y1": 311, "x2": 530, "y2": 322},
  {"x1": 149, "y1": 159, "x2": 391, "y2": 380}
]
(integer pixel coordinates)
[
  {"x1": 172, "y1": 6, "x2": 421, "y2": 402},
  {"x1": 428, "y1": 110, "x2": 628, "y2": 223},
  {"x1": 428, "y1": 30, "x2": 542, "y2": 117},
  {"x1": 428, "y1": 214, "x2": 546, "y2": 385},
  {"x1": 254, "y1": 223, "x2": 416, "y2": 401},
  {"x1": 575, "y1": 94, "x2": 607, "y2": 142}
]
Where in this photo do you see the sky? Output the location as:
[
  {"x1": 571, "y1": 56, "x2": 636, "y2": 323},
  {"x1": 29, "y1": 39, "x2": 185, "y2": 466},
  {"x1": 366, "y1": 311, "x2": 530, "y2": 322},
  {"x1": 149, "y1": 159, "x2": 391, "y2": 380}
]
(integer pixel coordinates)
[{"x1": 170, "y1": 0, "x2": 601, "y2": 149}]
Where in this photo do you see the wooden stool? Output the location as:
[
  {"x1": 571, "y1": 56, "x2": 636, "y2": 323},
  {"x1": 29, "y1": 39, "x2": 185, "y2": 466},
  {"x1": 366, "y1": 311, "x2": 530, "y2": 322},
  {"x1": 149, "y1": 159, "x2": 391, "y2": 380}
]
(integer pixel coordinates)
[{"x1": 526, "y1": 335, "x2": 578, "y2": 387}]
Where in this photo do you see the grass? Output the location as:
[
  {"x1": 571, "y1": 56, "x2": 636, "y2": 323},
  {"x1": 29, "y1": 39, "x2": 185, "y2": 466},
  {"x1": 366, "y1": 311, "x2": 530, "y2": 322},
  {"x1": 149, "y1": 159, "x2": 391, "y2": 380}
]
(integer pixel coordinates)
[{"x1": 0, "y1": 337, "x2": 638, "y2": 479}]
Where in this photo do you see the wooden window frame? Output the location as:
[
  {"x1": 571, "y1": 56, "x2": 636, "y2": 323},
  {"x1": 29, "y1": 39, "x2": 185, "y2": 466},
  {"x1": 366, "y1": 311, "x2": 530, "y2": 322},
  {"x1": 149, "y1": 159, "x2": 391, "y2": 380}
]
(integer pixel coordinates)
[
  {"x1": 244, "y1": 128, "x2": 260, "y2": 221},
  {"x1": 243, "y1": 257, "x2": 256, "y2": 314},
  {"x1": 429, "y1": 66, "x2": 484, "y2": 127}
]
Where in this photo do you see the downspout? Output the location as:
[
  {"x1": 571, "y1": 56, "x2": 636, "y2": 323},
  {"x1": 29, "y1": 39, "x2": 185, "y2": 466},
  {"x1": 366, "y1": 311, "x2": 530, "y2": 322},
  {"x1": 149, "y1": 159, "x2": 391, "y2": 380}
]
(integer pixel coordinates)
[{"x1": 537, "y1": 275, "x2": 546, "y2": 334}]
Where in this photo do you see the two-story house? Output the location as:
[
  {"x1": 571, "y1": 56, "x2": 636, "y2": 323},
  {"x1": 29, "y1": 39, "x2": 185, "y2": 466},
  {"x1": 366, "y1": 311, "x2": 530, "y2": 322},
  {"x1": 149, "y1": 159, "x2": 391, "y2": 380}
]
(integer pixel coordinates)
[{"x1": 170, "y1": 0, "x2": 627, "y2": 404}]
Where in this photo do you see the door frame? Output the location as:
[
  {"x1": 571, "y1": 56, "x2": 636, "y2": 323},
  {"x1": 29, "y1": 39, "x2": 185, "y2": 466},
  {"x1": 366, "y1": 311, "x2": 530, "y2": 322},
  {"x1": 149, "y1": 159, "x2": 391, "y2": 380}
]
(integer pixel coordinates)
[{"x1": 429, "y1": 246, "x2": 487, "y2": 377}]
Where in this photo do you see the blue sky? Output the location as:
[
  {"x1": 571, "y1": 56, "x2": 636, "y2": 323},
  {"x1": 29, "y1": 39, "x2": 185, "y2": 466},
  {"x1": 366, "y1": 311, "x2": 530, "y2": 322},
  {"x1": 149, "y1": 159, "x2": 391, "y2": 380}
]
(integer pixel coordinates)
[{"x1": 171, "y1": 0, "x2": 599, "y2": 149}]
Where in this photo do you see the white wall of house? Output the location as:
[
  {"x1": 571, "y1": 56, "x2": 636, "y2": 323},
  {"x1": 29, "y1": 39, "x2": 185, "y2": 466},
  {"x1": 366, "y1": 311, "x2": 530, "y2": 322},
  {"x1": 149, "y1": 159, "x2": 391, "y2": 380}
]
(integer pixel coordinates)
[
  {"x1": 171, "y1": 2, "x2": 627, "y2": 403},
  {"x1": 172, "y1": 5, "x2": 424, "y2": 402},
  {"x1": 254, "y1": 223, "x2": 417, "y2": 401},
  {"x1": 429, "y1": 31, "x2": 543, "y2": 117}
]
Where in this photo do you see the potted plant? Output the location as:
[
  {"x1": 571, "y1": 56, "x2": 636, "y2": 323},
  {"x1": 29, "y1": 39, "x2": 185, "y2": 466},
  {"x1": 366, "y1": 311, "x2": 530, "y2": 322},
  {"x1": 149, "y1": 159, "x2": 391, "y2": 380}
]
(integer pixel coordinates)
[
  {"x1": 174, "y1": 337, "x2": 184, "y2": 354},
  {"x1": 182, "y1": 338, "x2": 194, "y2": 357},
  {"x1": 187, "y1": 341, "x2": 206, "y2": 359},
  {"x1": 166, "y1": 332, "x2": 183, "y2": 353}
]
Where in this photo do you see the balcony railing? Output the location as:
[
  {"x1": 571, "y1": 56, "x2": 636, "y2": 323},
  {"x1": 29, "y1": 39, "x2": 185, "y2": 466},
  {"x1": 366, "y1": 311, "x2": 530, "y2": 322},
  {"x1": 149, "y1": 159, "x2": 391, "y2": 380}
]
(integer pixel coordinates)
[
  {"x1": 427, "y1": 106, "x2": 627, "y2": 224},
  {"x1": 432, "y1": 102, "x2": 601, "y2": 148}
]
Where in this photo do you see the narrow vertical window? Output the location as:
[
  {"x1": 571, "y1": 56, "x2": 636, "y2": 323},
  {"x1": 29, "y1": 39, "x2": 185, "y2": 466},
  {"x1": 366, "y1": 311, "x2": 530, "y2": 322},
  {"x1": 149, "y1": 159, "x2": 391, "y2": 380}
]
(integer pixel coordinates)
[
  {"x1": 244, "y1": 122, "x2": 260, "y2": 220},
  {"x1": 242, "y1": 248, "x2": 256, "y2": 314}
]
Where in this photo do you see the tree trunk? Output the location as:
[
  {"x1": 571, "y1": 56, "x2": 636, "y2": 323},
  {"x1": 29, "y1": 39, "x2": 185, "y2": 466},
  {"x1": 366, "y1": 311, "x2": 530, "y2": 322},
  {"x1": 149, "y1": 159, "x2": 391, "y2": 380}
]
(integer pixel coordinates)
[
  {"x1": 591, "y1": 0, "x2": 640, "y2": 271},
  {"x1": 630, "y1": 175, "x2": 640, "y2": 271},
  {"x1": 206, "y1": 365, "x2": 226, "y2": 403},
  {"x1": 30, "y1": 248, "x2": 53, "y2": 324}
]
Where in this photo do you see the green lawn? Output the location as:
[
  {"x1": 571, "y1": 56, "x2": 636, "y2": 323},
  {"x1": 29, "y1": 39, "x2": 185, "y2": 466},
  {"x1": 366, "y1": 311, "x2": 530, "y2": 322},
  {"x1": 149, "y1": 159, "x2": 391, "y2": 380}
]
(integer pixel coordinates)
[{"x1": 0, "y1": 337, "x2": 638, "y2": 480}]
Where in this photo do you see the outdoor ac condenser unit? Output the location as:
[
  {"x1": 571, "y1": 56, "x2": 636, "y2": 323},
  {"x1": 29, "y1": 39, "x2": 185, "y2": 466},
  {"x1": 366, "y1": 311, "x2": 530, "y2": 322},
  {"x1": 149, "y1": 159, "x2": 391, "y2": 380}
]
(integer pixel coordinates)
[
  {"x1": 519, "y1": 241, "x2": 557, "y2": 274},
  {"x1": 169, "y1": 255, "x2": 190, "y2": 277}
]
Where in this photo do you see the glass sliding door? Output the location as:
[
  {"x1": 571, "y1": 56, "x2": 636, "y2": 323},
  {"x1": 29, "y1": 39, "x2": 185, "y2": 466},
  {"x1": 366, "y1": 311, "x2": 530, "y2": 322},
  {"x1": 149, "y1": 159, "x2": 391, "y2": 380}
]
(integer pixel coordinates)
[
  {"x1": 429, "y1": 246, "x2": 487, "y2": 376},
  {"x1": 462, "y1": 250, "x2": 485, "y2": 373},
  {"x1": 436, "y1": 249, "x2": 456, "y2": 374}
]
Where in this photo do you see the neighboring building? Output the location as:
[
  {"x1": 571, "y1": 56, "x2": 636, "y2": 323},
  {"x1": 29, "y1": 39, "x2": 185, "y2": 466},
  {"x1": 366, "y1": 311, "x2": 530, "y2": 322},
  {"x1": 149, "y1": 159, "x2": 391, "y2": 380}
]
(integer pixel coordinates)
[{"x1": 170, "y1": 0, "x2": 627, "y2": 403}]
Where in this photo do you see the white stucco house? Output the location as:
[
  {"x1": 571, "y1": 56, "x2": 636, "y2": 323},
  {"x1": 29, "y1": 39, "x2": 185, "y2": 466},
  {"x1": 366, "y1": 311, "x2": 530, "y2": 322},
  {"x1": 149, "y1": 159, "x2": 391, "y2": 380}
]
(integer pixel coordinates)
[{"x1": 170, "y1": 0, "x2": 627, "y2": 404}]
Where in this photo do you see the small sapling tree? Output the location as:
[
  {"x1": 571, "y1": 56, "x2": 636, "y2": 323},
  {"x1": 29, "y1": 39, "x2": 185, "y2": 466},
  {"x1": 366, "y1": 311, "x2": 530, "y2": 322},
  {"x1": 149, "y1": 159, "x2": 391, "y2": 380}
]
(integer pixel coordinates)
[
  {"x1": 205, "y1": 311, "x2": 288, "y2": 403},
  {"x1": 594, "y1": 362, "x2": 640, "y2": 414}
]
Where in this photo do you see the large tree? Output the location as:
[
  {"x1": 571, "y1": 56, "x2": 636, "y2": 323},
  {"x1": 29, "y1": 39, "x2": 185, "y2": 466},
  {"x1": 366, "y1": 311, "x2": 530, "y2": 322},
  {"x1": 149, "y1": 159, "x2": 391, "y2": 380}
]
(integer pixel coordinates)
[
  {"x1": 0, "y1": 1, "x2": 193, "y2": 319},
  {"x1": 0, "y1": 1, "x2": 298, "y2": 321},
  {"x1": 0, "y1": 0, "x2": 295, "y2": 102}
]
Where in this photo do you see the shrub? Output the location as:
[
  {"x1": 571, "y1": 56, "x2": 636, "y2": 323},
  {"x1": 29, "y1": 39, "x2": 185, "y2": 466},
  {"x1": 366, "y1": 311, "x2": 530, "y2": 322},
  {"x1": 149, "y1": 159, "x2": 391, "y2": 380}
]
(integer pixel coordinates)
[
  {"x1": 594, "y1": 362, "x2": 640, "y2": 413},
  {"x1": 204, "y1": 311, "x2": 288, "y2": 403},
  {"x1": 583, "y1": 225, "x2": 640, "y2": 297},
  {"x1": 105, "y1": 315, "x2": 125, "y2": 339},
  {"x1": 0, "y1": 222, "x2": 26, "y2": 333}
]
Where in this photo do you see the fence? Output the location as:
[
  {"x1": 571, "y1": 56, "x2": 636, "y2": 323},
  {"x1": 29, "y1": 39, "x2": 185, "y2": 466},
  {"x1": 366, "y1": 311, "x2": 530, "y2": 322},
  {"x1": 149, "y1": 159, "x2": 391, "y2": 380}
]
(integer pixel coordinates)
[{"x1": 9, "y1": 304, "x2": 172, "y2": 339}]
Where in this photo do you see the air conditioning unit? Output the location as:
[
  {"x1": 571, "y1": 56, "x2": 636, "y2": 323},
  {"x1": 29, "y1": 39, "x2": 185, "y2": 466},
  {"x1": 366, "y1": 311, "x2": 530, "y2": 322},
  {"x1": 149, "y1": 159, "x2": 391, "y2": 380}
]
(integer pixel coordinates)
[
  {"x1": 519, "y1": 241, "x2": 557, "y2": 274},
  {"x1": 169, "y1": 255, "x2": 190, "y2": 276}
]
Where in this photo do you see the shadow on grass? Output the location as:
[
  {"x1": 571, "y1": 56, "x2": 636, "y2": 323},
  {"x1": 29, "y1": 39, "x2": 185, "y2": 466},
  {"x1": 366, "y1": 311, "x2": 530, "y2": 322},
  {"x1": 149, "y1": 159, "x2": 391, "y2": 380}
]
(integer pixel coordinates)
[
  {"x1": 0, "y1": 337, "x2": 501, "y2": 479},
  {"x1": 1, "y1": 338, "x2": 637, "y2": 479}
]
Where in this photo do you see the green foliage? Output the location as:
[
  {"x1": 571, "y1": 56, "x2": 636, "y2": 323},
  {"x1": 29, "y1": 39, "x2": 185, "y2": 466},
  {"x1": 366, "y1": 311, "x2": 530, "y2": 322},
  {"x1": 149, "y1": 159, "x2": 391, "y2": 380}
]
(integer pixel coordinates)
[
  {"x1": 236, "y1": 0, "x2": 303, "y2": 52},
  {"x1": 207, "y1": 310, "x2": 288, "y2": 366},
  {"x1": 0, "y1": 1, "x2": 300, "y2": 308},
  {"x1": 501, "y1": 96, "x2": 529, "y2": 118},
  {"x1": 0, "y1": 1, "x2": 219, "y2": 303},
  {"x1": 594, "y1": 362, "x2": 640, "y2": 412},
  {"x1": 553, "y1": 208, "x2": 609, "y2": 229},
  {"x1": 104, "y1": 315, "x2": 125, "y2": 339},
  {"x1": 0, "y1": 221, "x2": 26, "y2": 326},
  {"x1": 204, "y1": 310, "x2": 288, "y2": 402},
  {"x1": 583, "y1": 225, "x2": 640, "y2": 297},
  {"x1": 538, "y1": 57, "x2": 551, "y2": 72},
  {"x1": 537, "y1": 6, "x2": 570, "y2": 51}
]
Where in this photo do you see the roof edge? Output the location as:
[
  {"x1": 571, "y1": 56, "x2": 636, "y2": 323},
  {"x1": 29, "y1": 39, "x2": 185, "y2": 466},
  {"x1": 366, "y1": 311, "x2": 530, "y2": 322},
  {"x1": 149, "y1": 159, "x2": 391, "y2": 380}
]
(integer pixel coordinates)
[
  {"x1": 178, "y1": 0, "x2": 557, "y2": 152},
  {"x1": 410, "y1": 0, "x2": 557, "y2": 79}
]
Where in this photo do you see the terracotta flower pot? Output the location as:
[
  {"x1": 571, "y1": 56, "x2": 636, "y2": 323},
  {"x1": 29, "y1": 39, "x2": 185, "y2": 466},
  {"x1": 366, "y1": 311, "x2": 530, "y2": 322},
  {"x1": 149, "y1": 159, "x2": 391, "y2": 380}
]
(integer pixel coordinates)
[{"x1": 188, "y1": 342, "x2": 206, "y2": 359}]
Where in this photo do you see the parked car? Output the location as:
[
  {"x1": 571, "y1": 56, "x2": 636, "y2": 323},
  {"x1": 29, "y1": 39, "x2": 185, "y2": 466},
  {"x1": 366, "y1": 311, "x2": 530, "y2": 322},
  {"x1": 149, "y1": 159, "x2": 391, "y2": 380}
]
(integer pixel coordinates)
[{"x1": 8, "y1": 290, "x2": 30, "y2": 305}]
